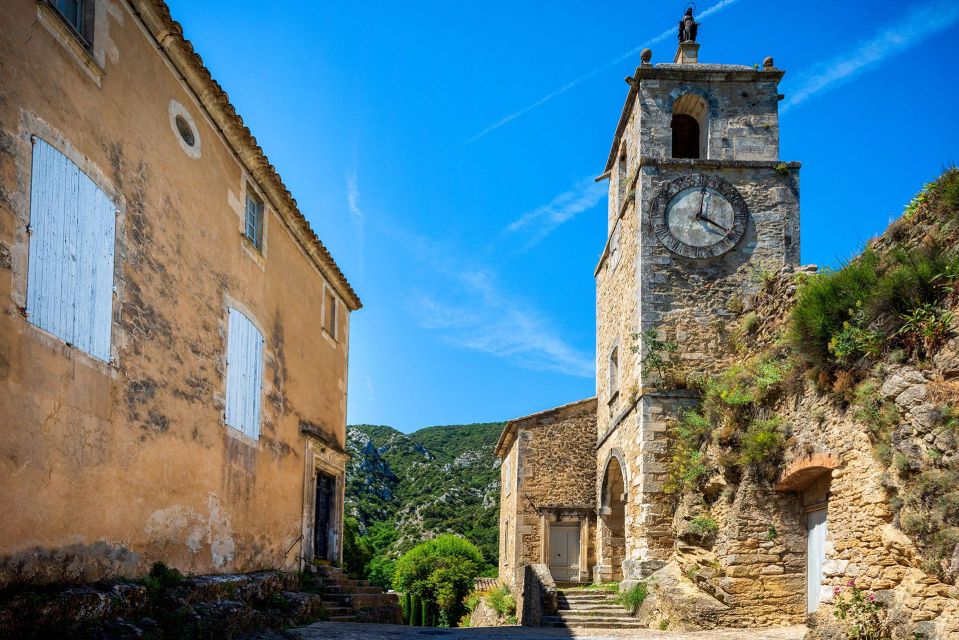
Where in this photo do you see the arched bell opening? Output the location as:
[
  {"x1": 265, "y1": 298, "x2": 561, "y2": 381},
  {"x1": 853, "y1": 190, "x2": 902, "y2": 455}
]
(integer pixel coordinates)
[{"x1": 671, "y1": 93, "x2": 708, "y2": 159}]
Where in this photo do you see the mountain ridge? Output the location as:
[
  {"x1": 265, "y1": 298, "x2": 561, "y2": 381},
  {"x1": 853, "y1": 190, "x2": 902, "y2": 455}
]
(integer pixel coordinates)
[{"x1": 345, "y1": 421, "x2": 504, "y2": 570}]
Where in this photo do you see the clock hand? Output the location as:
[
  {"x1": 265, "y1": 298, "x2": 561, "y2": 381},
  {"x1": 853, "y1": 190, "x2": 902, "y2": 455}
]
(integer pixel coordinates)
[{"x1": 696, "y1": 212, "x2": 730, "y2": 233}]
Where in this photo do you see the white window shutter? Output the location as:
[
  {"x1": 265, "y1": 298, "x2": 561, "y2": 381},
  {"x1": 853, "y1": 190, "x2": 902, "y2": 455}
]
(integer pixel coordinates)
[
  {"x1": 27, "y1": 138, "x2": 116, "y2": 362},
  {"x1": 225, "y1": 308, "x2": 263, "y2": 439}
]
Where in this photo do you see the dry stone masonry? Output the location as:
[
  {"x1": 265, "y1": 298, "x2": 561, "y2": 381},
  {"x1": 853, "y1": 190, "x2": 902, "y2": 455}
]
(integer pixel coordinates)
[{"x1": 497, "y1": 20, "x2": 959, "y2": 640}]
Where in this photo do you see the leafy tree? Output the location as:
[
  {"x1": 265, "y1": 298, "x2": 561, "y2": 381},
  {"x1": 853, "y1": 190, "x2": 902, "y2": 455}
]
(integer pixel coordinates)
[
  {"x1": 342, "y1": 516, "x2": 373, "y2": 579},
  {"x1": 393, "y1": 535, "x2": 483, "y2": 627}
]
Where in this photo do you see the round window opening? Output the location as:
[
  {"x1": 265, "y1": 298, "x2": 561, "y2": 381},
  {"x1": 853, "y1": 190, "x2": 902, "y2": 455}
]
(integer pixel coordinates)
[{"x1": 175, "y1": 115, "x2": 196, "y2": 147}]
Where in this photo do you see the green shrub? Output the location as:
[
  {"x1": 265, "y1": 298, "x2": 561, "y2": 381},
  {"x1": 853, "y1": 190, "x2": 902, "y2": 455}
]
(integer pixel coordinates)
[
  {"x1": 615, "y1": 583, "x2": 649, "y2": 615},
  {"x1": 896, "y1": 303, "x2": 953, "y2": 362},
  {"x1": 871, "y1": 249, "x2": 958, "y2": 324},
  {"x1": 738, "y1": 418, "x2": 784, "y2": 469},
  {"x1": 790, "y1": 252, "x2": 881, "y2": 370},
  {"x1": 942, "y1": 168, "x2": 959, "y2": 211},
  {"x1": 687, "y1": 516, "x2": 719, "y2": 540},
  {"x1": 393, "y1": 534, "x2": 483, "y2": 627},
  {"x1": 485, "y1": 584, "x2": 515, "y2": 618},
  {"x1": 366, "y1": 555, "x2": 396, "y2": 590},
  {"x1": 143, "y1": 561, "x2": 183, "y2": 594},
  {"x1": 665, "y1": 410, "x2": 711, "y2": 494},
  {"x1": 852, "y1": 380, "x2": 900, "y2": 436},
  {"x1": 343, "y1": 516, "x2": 374, "y2": 579},
  {"x1": 634, "y1": 330, "x2": 681, "y2": 387},
  {"x1": 740, "y1": 312, "x2": 760, "y2": 336},
  {"x1": 791, "y1": 245, "x2": 959, "y2": 372}
]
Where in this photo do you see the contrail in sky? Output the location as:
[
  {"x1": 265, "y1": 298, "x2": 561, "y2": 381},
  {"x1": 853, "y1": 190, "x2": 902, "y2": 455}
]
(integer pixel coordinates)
[
  {"x1": 782, "y1": 0, "x2": 959, "y2": 114},
  {"x1": 460, "y1": 0, "x2": 742, "y2": 146}
]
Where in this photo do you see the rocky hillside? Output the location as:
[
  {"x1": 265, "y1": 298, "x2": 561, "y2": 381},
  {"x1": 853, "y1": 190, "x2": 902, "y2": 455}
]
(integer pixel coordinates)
[
  {"x1": 345, "y1": 422, "x2": 503, "y2": 569},
  {"x1": 638, "y1": 168, "x2": 959, "y2": 638}
]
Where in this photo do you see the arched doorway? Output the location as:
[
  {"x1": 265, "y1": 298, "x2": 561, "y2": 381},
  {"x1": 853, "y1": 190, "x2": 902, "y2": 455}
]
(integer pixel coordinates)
[
  {"x1": 597, "y1": 454, "x2": 627, "y2": 582},
  {"x1": 776, "y1": 453, "x2": 839, "y2": 613}
]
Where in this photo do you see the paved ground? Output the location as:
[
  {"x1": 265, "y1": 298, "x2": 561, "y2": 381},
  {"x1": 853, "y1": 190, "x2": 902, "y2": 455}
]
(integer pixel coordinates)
[{"x1": 287, "y1": 622, "x2": 807, "y2": 640}]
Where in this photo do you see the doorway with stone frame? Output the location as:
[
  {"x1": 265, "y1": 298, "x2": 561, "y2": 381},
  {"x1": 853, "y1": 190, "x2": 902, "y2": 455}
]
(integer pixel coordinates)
[
  {"x1": 595, "y1": 453, "x2": 627, "y2": 582},
  {"x1": 301, "y1": 437, "x2": 348, "y2": 566},
  {"x1": 541, "y1": 509, "x2": 592, "y2": 584},
  {"x1": 775, "y1": 453, "x2": 837, "y2": 614}
]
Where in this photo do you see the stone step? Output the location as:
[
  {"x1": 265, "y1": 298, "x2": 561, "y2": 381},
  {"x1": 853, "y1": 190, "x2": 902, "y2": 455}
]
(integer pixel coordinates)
[
  {"x1": 559, "y1": 604, "x2": 627, "y2": 613},
  {"x1": 558, "y1": 595, "x2": 618, "y2": 604},
  {"x1": 544, "y1": 615, "x2": 646, "y2": 629},
  {"x1": 329, "y1": 615, "x2": 358, "y2": 623},
  {"x1": 557, "y1": 609, "x2": 635, "y2": 618},
  {"x1": 557, "y1": 612, "x2": 636, "y2": 622}
]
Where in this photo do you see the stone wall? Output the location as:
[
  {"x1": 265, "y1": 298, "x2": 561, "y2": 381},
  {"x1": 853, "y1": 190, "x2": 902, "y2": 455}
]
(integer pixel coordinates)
[
  {"x1": 634, "y1": 70, "x2": 782, "y2": 163},
  {"x1": 677, "y1": 267, "x2": 959, "y2": 636},
  {"x1": 496, "y1": 398, "x2": 598, "y2": 586},
  {"x1": 514, "y1": 563, "x2": 557, "y2": 627}
]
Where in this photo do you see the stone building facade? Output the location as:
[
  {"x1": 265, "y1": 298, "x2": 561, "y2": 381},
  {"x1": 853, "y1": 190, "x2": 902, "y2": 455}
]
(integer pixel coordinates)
[
  {"x1": 496, "y1": 398, "x2": 597, "y2": 585},
  {"x1": 0, "y1": 0, "x2": 358, "y2": 584},
  {"x1": 498, "y1": 31, "x2": 959, "y2": 638},
  {"x1": 594, "y1": 43, "x2": 800, "y2": 586}
]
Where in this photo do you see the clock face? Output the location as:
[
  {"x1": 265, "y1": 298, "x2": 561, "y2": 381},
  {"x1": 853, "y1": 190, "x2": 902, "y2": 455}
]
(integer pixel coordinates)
[
  {"x1": 651, "y1": 174, "x2": 748, "y2": 259},
  {"x1": 666, "y1": 187, "x2": 735, "y2": 248}
]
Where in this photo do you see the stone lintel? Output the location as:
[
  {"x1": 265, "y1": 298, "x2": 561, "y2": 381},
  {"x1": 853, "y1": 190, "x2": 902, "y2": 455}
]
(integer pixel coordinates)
[
  {"x1": 633, "y1": 64, "x2": 785, "y2": 84},
  {"x1": 639, "y1": 157, "x2": 802, "y2": 171}
]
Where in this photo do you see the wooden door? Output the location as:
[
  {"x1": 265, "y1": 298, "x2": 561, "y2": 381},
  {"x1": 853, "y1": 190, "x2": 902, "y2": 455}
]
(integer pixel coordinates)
[
  {"x1": 807, "y1": 507, "x2": 827, "y2": 613},
  {"x1": 548, "y1": 524, "x2": 581, "y2": 582},
  {"x1": 314, "y1": 473, "x2": 335, "y2": 559}
]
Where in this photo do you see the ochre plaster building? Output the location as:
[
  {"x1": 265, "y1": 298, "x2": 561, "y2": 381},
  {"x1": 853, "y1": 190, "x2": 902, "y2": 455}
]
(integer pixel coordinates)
[{"x1": 0, "y1": 0, "x2": 358, "y2": 584}]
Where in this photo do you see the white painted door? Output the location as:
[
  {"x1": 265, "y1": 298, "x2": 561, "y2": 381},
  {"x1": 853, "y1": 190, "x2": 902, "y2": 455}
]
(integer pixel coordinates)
[
  {"x1": 807, "y1": 508, "x2": 827, "y2": 613},
  {"x1": 549, "y1": 524, "x2": 581, "y2": 582}
]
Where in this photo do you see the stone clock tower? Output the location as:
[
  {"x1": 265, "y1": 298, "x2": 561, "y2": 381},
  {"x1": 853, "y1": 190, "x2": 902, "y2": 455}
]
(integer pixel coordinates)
[{"x1": 593, "y1": 29, "x2": 800, "y2": 583}]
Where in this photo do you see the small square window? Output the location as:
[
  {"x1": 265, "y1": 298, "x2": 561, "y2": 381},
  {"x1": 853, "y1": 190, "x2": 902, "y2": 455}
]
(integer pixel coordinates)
[
  {"x1": 50, "y1": 0, "x2": 92, "y2": 45},
  {"x1": 245, "y1": 190, "x2": 263, "y2": 250},
  {"x1": 324, "y1": 290, "x2": 337, "y2": 339}
]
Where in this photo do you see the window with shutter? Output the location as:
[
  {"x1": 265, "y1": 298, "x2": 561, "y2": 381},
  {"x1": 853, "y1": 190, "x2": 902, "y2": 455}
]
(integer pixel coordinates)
[
  {"x1": 225, "y1": 308, "x2": 264, "y2": 439},
  {"x1": 244, "y1": 191, "x2": 263, "y2": 250},
  {"x1": 27, "y1": 137, "x2": 116, "y2": 362},
  {"x1": 324, "y1": 289, "x2": 337, "y2": 339}
]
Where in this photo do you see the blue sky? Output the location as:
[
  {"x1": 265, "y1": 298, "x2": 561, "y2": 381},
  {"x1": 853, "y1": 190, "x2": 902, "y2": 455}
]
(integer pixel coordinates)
[{"x1": 167, "y1": 0, "x2": 959, "y2": 432}]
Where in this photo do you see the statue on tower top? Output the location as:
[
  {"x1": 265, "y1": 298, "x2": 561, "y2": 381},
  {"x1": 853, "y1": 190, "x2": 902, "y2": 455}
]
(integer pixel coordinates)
[{"x1": 678, "y1": 7, "x2": 699, "y2": 43}]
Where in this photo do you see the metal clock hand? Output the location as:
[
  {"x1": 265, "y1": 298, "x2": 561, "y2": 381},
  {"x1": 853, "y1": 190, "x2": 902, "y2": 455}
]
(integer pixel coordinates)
[{"x1": 696, "y1": 212, "x2": 730, "y2": 233}]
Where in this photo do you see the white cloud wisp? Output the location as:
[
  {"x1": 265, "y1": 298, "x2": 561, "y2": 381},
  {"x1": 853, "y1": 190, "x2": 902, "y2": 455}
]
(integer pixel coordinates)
[
  {"x1": 505, "y1": 177, "x2": 607, "y2": 247},
  {"x1": 461, "y1": 0, "x2": 742, "y2": 146},
  {"x1": 782, "y1": 1, "x2": 959, "y2": 114}
]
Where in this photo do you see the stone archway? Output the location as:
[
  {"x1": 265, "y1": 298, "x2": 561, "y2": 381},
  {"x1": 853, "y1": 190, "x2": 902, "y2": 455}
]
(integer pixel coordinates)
[
  {"x1": 595, "y1": 452, "x2": 628, "y2": 582},
  {"x1": 776, "y1": 452, "x2": 839, "y2": 614}
]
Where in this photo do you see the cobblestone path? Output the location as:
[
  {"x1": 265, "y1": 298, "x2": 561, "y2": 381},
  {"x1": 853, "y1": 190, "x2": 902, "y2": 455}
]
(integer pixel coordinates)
[{"x1": 287, "y1": 622, "x2": 807, "y2": 640}]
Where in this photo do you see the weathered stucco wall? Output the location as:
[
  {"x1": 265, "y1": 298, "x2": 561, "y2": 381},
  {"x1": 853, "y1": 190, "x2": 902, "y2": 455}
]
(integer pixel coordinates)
[{"x1": 0, "y1": 0, "x2": 354, "y2": 584}]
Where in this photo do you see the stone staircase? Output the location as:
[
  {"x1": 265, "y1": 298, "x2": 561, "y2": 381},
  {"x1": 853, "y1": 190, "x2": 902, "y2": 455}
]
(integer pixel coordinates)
[
  {"x1": 543, "y1": 588, "x2": 645, "y2": 630},
  {"x1": 304, "y1": 564, "x2": 402, "y2": 624}
]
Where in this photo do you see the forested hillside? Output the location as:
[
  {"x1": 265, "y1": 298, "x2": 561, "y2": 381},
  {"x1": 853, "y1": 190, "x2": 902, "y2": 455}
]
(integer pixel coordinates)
[{"x1": 344, "y1": 422, "x2": 503, "y2": 583}]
